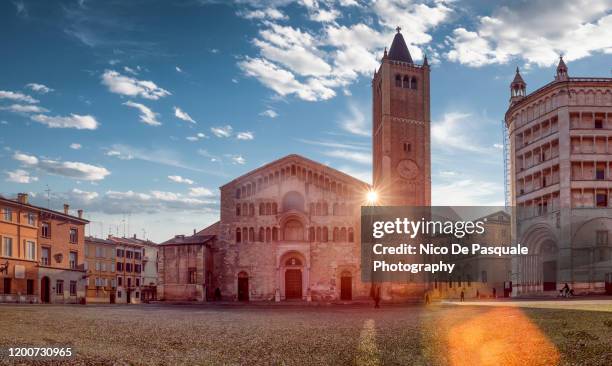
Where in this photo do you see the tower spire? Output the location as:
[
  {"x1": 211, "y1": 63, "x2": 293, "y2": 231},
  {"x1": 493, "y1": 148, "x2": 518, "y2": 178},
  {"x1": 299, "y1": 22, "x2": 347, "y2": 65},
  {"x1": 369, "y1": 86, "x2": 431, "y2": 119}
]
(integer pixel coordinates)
[
  {"x1": 555, "y1": 55, "x2": 568, "y2": 81},
  {"x1": 387, "y1": 27, "x2": 413, "y2": 63},
  {"x1": 510, "y1": 66, "x2": 526, "y2": 105}
]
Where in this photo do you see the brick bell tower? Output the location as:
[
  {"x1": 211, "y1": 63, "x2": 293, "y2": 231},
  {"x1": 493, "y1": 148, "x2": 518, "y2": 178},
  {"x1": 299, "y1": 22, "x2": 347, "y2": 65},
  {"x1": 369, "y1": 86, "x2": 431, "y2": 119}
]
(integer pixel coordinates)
[{"x1": 372, "y1": 27, "x2": 431, "y2": 206}]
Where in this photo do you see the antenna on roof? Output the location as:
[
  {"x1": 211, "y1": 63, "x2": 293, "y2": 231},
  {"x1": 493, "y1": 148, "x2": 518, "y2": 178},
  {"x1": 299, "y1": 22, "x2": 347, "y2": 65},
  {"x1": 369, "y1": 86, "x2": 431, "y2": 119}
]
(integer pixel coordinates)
[{"x1": 44, "y1": 185, "x2": 51, "y2": 209}]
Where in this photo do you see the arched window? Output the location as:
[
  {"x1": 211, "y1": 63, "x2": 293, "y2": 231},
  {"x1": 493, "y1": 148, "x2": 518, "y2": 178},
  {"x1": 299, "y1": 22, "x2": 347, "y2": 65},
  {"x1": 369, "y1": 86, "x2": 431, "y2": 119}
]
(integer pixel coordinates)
[
  {"x1": 322, "y1": 202, "x2": 328, "y2": 216},
  {"x1": 259, "y1": 203, "x2": 264, "y2": 215},
  {"x1": 242, "y1": 203, "x2": 247, "y2": 215},
  {"x1": 266, "y1": 203, "x2": 271, "y2": 215},
  {"x1": 236, "y1": 204, "x2": 241, "y2": 216},
  {"x1": 266, "y1": 227, "x2": 271, "y2": 242},
  {"x1": 236, "y1": 188, "x2": 241, "y2": 199},
  {"x1": 272, "y1": 227, "x2": 278, "y2": 241},
  {"x1": 282, "y1": 191, "x2": 305, "y2": 212},
  {"x1": 283, "y1": 219, "x2": 304, "y2": 241},
  {"x1": 309, "y1": 227, "x2": 315, "y2": 242},
  {"x1": 333, "y1": 227, "x2": 339, "y2": 242},
  {"x1": 411, "y1": 76, "x2": 417, "y2": 90},
  {"x1": 236, "y1": 228, "x2": 241, "y2": 243},
  {"x1": 259, "y1": 227, "x2": 265, "y2": 242},
  {"x1": 348, "y1": 228, "x2": 354, "y2": 243},
  {"x1": 249, "y1": 204, "x2": 255, "y2": 216},
  {"x1": 395, "y1": 74, "x2": 401, "y2": 87},
  {"x1": 316, "y1": 202, "x2": 321, "y2": 216},
  {"x1": 322, "y1": 227, "x2": 328, "y2": 242},
  {"x1": 340, "y1": 227, "x2": 347, "y2": 242},
  {"x1": 243, "y1": 227, "x2": 248, "y2": 242},
  {"x1": 316, "y1": 227, "x2": 321, "y2": 241},
  {"x1": 249, "y1": 228, "x2": 255, "y2": 242},
  {"x1": 272, "y1": 203, "x2": 277, "y2": 215},
  {"x1": 403, "y1": 75, "x2": 410, "y2": 88}
]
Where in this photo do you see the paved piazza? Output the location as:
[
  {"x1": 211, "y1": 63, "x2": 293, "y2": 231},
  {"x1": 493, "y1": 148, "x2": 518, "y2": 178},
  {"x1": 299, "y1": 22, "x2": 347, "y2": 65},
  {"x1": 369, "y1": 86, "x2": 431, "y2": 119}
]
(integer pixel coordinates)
[{"x1": 1, "y1": 301, "x2": 611, "y2": 365}]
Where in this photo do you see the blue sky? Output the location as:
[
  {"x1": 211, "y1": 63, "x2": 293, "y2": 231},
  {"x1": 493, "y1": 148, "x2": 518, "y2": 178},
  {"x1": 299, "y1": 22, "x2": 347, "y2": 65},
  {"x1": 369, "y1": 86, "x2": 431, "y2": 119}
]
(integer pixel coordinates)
[{"x1": 1, "y1": 0, "x2": 611, "y2": 242}]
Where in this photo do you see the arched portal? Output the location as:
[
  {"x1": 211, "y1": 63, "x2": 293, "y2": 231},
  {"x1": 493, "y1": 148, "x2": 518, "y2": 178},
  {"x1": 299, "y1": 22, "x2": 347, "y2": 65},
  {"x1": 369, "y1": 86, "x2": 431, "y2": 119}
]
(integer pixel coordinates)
[
  {"x1": 283, "y1": 219, "x2": 304, "y2": 241},
  {"x1": 279, "y1": 252, "x2": 306, "y2": 300}
]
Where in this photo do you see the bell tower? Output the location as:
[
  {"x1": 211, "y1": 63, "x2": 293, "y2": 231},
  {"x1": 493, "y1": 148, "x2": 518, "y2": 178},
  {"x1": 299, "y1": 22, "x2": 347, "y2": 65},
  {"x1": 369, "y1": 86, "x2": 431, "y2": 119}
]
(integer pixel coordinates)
[{"x1": 372, "y1": 27, "x2": 431, "y2": 206}]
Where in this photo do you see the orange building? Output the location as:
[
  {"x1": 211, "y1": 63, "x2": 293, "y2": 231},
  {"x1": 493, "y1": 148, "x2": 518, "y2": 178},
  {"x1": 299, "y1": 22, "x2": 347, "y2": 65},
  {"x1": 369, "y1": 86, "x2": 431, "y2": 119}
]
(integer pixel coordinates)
[
  {"x1": 0, "y1": 194, "x2": 40, "y2": 303},
  {"x1": 1, "y1": 193, "x2": 89, "y2": 303},
  {"x1": 37, "y1": 203, "x2": 89, "y2": 303},
  {"x1": 84, "y1": 236, "x2": 117, "y2": 303}
]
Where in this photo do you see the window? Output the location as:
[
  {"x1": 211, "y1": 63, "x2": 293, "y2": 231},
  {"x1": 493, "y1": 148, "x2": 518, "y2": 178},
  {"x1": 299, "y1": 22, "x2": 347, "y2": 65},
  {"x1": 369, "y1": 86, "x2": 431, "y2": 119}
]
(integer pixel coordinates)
[
  {"x1": 127, "y1": 277, "x2": 132, "y2": 287},
  {"x1": 596, "y1": 193, "x2": 608, "y2": 207},
  {"x1": 3, "y1": 278, "x2": 11, "y2": 294},
  {"x1": 3, "y1": 208, "x2": 12, "y2": 221},
  {"x1": 111, "y1": 261, "x2": 116, "y2": 273},
  {"x1": 69, "y1": 252, "x2": 77, "y2": 269},
  {"x1": 134, "y1": 251, "x2": 141, "y2": 260},
  {"x1": 2, "y1": 237, "x2": 13, "y2": 257},
  {"x1": 41, "y1": 247, "x2": 50, "y2": 265},
  {"x1": 56, "y1": 280, "x2": 64, "y2": 295},
  {"x1": 26, "y1": 241, "x2": 36, "y2": 260},
  {"x1": 126, "y1": 250, "x2": 133, "y2": 259},
  {"x1": 117, "y1": 291, "x2": 122, "y2": 298},
  {"x1": 402, "y1": 75, "x2": 410, "y2": 88},
  {"x1": 136, "y1": 278, "x2": 140, "y2": 287},
  {"x1": 27, "y1": 279, "x2": 34, "y2": 295},
  {"x1": 118, "y1": 277, "x2": 123, "y2": 286},
  {"x1": 41, "y1": 222, "x2": 51, "y2": 238},
  {"x1": 126, "y1": 263, "x2": 132, "y2": 273},
  {"x1": 596, "y1": 168, "x2": 605, "y2": 180},
  {"x1": 595, "y1": 120, "x2": 603, "y2": 129},
  {"x1": 411, "y1": 77, "x2": 417, "y2": 89},
  {"x1": 135, "y1": 291, "x2": 139, "y2": 299},
  {"x1": 69, "y1": 228, "x2": 78, "y2": 244},
  {"x1": 27, "y1": 213, "x2": 36, "y2": 226},
  {"x1": 188, "y1": 268, "x2": 197, "y2": 284},
  {"x1": 135, "y1": 264, "x2": 141, "y2": 273},
  {"x1": 236, "y1": 228, "x2": 242, "y2": 243},
  {"x1": 70, "y1": 281, "x2": 77, "y2": 296},
  {"x1": 403, "y1": 143, "x2": 411, "y2": 153},
  {"x1": 117, "y1": 249, "x2": 124, "y2": 257},
  {"x1": 395, "y1": 74, "x2": 401, "y2": 87}
]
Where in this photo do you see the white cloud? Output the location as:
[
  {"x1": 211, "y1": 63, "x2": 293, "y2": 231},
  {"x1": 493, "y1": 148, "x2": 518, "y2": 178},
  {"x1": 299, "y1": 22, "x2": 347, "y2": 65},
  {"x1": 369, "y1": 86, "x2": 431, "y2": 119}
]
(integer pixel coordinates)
[
  {"x1": 30, "y1": 113, "x2": 98, "y2": 130},
  {"x1": 13, "y1": 152, "x2": 110, "y2": 181},
  {"x1": 236, "y1": 131, "x2": 254, "y2": 140},
  {"x1": 238, "y1": 57, "x2": 335, "y2": 101},
  {"x1": 5, "y1": 169, "x2": 38, "y2": 183},
  {"x1": 174, "y1": 106, "x2": 196, "y2": 123},
  {"x1": 0, "y1": 104, "x2": 49, "y2": 113},
  {"x1": 175, "y1": 66, "x2": 183, "y2": 73},
  {"x1": 0, "y1": 90, "x2": 38, "y2": 103},
  {"x1": 431, "y1": 112, "x2": 492, "y2": 154},
  {"x1": 123, "y1": 66, "x2": 138, "y2": 75},
  {"x1": 101, "y1": 70, "x2": 171, "y2": 100},
  {"x1": 446, "y1": 0, "x2": 612, "y2": 67},
  {"x1": 339, "y1": 102, "x2": 369, "y2": 137},
  {"x1": 493, "y1": 143, "x2": 504, "y2": 149},
  {"x1": 323, "y1": 149, "x2": 371, "y2": 165},
  {"x1": 70, "y1": 143, "x2": 82, "y2": 150},
  {"x1": 25, "y1": 83, "x2": 53, "y2": 94},
  {"x1": 123, "y1": 101, "x2": 161, "y2": 126},
  {"x1": 168, "y1": 175, "x2": 194, "y2": 185},
  {"x1": 186, "y1": 132, "x2": 207, "y2": 141},
  {"x1": 260, "y1": 109, "x2": 278, "y2": 118},
  {"x1": 189, "y1": 186, "x2": 215, "y2": 197},
  {"x1": 239, "y1": 7, "x2": 287, "y2": 20},
  {"x1": 211, "y1": 125, "x2": 233, "y2": 138},
  {"x1": 231, "y1": 155, "x2": 246, "y2": 165},
  {"x1": 336, "y1": 165, "x2": 371, "y2": 184}
]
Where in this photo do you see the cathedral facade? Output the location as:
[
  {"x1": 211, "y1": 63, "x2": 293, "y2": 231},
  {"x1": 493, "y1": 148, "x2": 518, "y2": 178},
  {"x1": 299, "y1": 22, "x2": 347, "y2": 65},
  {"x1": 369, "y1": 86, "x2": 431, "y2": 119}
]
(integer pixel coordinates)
[{"x1": 158, "y1": 30, "x2": 431, "y2": 302}]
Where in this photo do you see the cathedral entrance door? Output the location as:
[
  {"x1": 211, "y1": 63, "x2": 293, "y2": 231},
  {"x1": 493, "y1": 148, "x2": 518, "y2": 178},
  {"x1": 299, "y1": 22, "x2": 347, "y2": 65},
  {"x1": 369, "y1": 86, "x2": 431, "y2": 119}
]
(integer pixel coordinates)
[
  {"x1": 340, "y1": 275, "x2": 352, "y2": 301},
  {"x1": 285, "y1": 269, "x2": 302, "y2": 299},
  {"x1": 238, "y1": 272, "x2": 249, "y2": 301},
  {"x1": 542, "y1": 261, "x2": 557, "y2": 291}
]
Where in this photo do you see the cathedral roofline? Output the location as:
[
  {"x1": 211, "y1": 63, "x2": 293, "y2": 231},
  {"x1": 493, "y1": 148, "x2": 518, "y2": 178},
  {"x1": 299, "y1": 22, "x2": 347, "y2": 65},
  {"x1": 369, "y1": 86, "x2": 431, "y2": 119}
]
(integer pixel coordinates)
[{"x1": 220, "y1": 153, "x2": 371, "y2": 189}]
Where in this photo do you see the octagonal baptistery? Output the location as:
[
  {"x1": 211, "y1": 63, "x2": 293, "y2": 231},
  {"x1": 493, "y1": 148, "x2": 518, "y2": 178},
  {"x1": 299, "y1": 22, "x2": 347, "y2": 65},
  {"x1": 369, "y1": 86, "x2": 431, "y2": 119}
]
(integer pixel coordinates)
[
  {"x1": 505, "y1": 59, "x2": 612, "y2": 296},
  {"x1": 213, "y1": 154, "x2": 372, "y2": 302}
]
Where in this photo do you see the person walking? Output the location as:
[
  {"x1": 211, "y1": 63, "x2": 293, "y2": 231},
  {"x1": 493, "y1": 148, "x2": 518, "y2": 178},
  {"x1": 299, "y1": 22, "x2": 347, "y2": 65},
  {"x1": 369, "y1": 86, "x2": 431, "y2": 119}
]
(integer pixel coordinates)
[{"x1": 460, "y1": 290, "x2": 465, "y2": 302}]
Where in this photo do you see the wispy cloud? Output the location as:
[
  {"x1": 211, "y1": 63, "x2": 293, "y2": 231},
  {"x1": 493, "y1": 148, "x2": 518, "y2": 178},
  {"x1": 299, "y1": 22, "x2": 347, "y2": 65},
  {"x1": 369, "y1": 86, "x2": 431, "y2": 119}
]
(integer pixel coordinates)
[
  {"x1": 123, "y1": 101, "x2": 161, "y2": 126},
  {"x1": 174, "y1": 106, "x2": 196, "y2": 123},
  {"x1": 101, "y1": 70, "x2": 171, "y2": 100},
  {"x1": 13, "y1": 152, "x2": 110, "y2": 181},
  {"x1": 168, "y1": 175, "x2": 194, "y2": 185},
  {"x1": 211, "y1": 125, "x2": 233, "y2": 138},
  {"x1": 30, "y1": 113, "x2": 98, "y2": 130},
  {"x1": 260, "y1": 109, "x2": 278, "y2": 118},
  {"x1": 70, "y1": 143, "x2": 82, "y2": 150},
  {"x1": 25, "y1": 83, "x2": 53, "y2": 94},
  {"x1": 339, "y1": 102, "x2": 368, "y2": 137},
  {"x1": 323, "y1": 149, "x2": 371, "y2": 165},
  {"x1": 0, "y1": 90, "x2": 38, "y2": 104},
  {"x1": 0, "y1": 104, "x2": 49, "y2": 113},
  {"x1": 236, "y1": 131, "x2": 254, "y2": 140},
  {"x1": 5, "y1": 169, "x2": 38, "y2": 183}
]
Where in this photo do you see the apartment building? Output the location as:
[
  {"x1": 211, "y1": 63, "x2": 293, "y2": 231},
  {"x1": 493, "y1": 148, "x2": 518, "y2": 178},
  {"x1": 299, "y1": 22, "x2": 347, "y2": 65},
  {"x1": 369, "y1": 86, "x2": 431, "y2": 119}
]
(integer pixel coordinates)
[
  {"x1": 109, "y1": 236, "x2": 144, "y2": 304},
  {"x1": 0, "y1": 194, "x2": 40, "y2": 303},
  {"x1": 85, "y1": 236, "x2": 117, "y2": 303}
]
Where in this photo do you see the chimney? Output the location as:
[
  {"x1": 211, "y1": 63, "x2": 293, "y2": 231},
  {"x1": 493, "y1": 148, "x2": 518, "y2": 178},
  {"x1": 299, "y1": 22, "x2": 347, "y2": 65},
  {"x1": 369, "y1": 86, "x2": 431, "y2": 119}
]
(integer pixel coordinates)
[
  {"x1": 193, "y1": 229, "x2": 196, "y2": 235},
  {"x1": 63, "y1": 204, "x2": 70, "y2": 214},
  {"x1": 17, "y1": 193, "x2": 28, "y2": 204},
  {"x1": 133, "y1": 234, "x2": 137, "y2": 239},
  {"x1": 77, "y1": 209, "x2": 83, "y2": 219}
]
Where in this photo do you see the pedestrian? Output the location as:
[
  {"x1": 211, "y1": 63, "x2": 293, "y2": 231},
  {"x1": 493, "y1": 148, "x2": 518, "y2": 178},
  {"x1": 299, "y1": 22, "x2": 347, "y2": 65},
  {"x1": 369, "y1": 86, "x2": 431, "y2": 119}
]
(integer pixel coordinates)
[
  {"x1": 374, "y1": 285, "x2": 381, "y2": 308},
  {"x1": 214, "y1": 287, "x2": 222, "y2": 301},
  {"x1": 492, "y1": 287, "x2": 497, "y2": 299},
  {"x1": 460, "y1": 290, "x2": 465, "y2": 302},
  {"x1": 476, "y1": 289, "x2": 480, "y2": 299}
]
